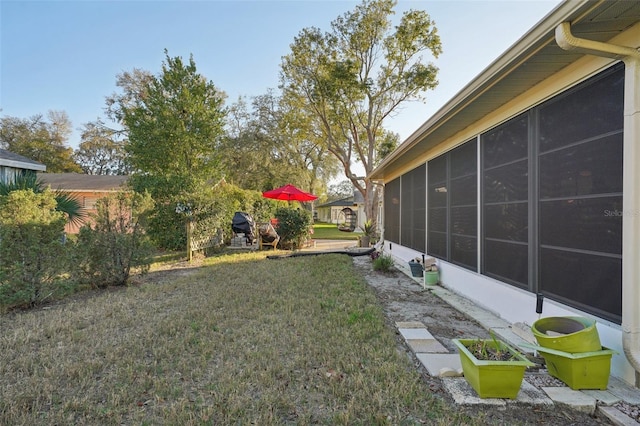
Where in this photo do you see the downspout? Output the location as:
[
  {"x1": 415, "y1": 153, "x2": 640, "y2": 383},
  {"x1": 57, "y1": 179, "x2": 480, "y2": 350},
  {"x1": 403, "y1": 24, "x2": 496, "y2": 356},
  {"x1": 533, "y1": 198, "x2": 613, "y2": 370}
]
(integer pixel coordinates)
[{"x1": 556, "y1": 21, "x2": 640, "y2": 385}]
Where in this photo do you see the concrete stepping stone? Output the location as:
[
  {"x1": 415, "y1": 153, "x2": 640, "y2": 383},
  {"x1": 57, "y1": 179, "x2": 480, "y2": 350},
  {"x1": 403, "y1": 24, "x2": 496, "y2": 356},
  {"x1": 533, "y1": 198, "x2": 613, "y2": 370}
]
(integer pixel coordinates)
[
  {"x1": 416, "y1": 353, "x2": 461, "y2": 376},
  {"x1": 443, "y1": 377, "x2": 551, "y2": 406},
  {"x1": 398, "y1": 327, "x2": 433, "y2": 340},
  {"x1": 398, "y1": 327, "x2": 448, "y2": 353},
  {"x1": 407, "y1": 338, "x2": 448, "y2": 353},
  {"x1": 542, "y1": 387, "x2": 597, "y2": 415},
  {"x1": 395, "y1": 321, "x2": 426, "y2": 329}
]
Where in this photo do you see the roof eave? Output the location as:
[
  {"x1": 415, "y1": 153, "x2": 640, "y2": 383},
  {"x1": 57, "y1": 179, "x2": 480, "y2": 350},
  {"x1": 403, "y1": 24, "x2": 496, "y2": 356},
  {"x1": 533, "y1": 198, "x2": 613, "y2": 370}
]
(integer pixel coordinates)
[
  {"x1": 370, "y1": 0, "x2": 596, "y2": 180},
  {"x1": 0, "y1": 158, "x2": 47, "y2": 171}
]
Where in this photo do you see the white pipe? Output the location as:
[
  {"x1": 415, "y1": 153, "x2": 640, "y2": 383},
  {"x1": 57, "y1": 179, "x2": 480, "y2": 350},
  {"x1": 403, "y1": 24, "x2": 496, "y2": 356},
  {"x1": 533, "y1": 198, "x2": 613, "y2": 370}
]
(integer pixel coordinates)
[
  {"x1": 556, "y1": 21, "x2": 640, "y2": 385},
  {"x1": 555, "y1": 22, "x2": 640, "y2": 59}
]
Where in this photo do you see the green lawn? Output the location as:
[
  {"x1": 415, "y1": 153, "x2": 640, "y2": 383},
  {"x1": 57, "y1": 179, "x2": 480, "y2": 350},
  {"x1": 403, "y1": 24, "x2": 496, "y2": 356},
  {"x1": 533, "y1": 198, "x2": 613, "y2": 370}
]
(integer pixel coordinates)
[
  {"x1": 312, "y1": 221, "x2": 362, "y2": 240},
  {"x1": 0, "y1": 252, "x2": 477, "y2": 425}
]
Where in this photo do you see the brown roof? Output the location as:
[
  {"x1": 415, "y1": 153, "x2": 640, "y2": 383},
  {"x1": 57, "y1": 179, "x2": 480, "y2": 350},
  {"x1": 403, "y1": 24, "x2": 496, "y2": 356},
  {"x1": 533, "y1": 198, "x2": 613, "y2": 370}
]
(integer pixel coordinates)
[{"x1": 37, "y1": 173, "x2": 129, "y2": 192}]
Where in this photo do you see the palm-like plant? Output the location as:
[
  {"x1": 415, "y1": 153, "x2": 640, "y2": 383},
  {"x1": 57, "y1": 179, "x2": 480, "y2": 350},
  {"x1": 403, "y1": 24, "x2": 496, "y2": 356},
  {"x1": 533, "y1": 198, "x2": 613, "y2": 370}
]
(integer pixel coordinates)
[{"x1": 0, "y1": 173, "x2": 86, "y2": 227}]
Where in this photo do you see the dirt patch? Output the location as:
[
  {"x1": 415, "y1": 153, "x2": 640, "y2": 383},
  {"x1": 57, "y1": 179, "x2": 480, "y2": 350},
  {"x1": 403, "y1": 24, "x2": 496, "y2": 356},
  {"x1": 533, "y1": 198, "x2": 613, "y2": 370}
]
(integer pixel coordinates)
[
  {"x1": 353, "y1": 256, "x2": 613, "y2": 425},
  {"x1": 353, "y1": 257, "x2": 492, "y2": 346}
]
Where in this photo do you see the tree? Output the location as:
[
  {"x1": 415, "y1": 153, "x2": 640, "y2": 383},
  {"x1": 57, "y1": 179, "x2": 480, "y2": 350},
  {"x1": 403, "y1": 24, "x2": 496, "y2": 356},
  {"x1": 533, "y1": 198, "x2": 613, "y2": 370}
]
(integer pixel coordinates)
[
  {"x1": 110, "y1": 51, "x2": 227, "y2": 199},
  {"x1": 105, "y1": 68, "x2": 155, "y2": 125},
  {"x1": 328, "y1": 179, "x2": 354, "y2": 201},
  {"x1": 106, "y1": 51, "x2": 227, "y2": 249},
  {"x1": 279, "y1": 0, "x2": 441, "y2": 225},
  {"x1": 74, "y1": 119, "x2": 129, "y2": 175},
  {"x1": 219, "y1": 91, "x2": 339, "y2": 196},
  {"x1": 218, "y1": 96, "x2": 280, "y2": 190},
  {"x1": 0, "y1": 111, "x2": 82, "y2": 173}
]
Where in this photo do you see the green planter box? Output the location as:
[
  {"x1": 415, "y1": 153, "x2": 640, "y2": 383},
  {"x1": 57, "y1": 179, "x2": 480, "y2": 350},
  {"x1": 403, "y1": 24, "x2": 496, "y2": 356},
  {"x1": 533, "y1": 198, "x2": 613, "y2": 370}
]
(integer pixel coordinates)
[
  {"x1": 453, "y1": 339, "x2": 535, "y2": 399},
  {"x1": 532, "y1": 316, "x2": 601, "y2": 353},
  {"x1": 522, "y1": 343, "x2": 616, "y2": 390}
]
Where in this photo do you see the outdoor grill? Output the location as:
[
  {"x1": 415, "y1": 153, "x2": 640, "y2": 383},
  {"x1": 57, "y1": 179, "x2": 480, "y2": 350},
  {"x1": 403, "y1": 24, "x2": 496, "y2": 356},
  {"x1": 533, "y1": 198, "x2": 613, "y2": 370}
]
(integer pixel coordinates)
[{"x1": 231, "y1": 212, "x2": 256, "y2": 243}]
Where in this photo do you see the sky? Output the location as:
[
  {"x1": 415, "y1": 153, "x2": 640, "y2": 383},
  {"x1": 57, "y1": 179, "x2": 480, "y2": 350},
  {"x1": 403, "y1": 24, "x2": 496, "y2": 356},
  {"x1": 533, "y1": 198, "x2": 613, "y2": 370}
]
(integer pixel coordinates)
[{"x1": 1, "y1": 0, "x2": 562, "y2": 151}]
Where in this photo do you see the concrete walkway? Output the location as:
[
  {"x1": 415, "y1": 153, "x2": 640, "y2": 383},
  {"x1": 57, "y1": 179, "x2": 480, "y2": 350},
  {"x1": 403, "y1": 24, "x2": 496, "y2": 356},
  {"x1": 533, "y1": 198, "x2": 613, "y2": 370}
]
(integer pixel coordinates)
[{"x1": 303, "y1": 238, "x2": 358, "y2": 251}]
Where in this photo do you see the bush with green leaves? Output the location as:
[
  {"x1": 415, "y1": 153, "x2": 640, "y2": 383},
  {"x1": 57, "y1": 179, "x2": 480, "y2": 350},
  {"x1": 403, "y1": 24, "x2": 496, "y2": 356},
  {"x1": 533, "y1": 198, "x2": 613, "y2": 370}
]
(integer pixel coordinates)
[
  {"x1": 274, "y1": 207, "x2": 312, "y2": 249},
  {"x1": 74, "y1": 191, "x2": 154, "y2": 288},
  {"x1": 147, "y1": 182, "x2": 280, "y2": 251},
  {"x1": 0, "y1": 189, "x2": 70, "y2": 310},
  {"x1": 175, "y1": 183, "x2": 280, "y2": 249}
]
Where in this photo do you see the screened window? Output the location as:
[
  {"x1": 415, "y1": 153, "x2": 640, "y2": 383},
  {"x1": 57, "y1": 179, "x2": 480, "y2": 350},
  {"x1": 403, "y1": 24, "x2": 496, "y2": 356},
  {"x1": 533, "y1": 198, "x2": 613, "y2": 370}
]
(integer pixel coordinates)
[
  {"x1": 450, "y1": 141, "x2": 477, "y2": 269},
  {"x1": 387, "y1": 62, "x2": 624, "y2": 323},
  {"x1": 384, "y1": 177, "x2": 401, "y2": 244},
  {"x1": 479, "y1": 63, "x2": 624, "y2": 322},
  {"x1": 428, "y1": 155, "x2": 447, "y2": 258},
  {"x1": 482, "y1": 113, "x2": 529, "y2": 288},
  {"x1": 428, "y1": 140, "x2": 477, "y2": 270},
  {"x1": 400, "y1": 165, "x2": 426, "y2": 251},
  {"x1": 537, "y1": 63, "x2": 624, "y2": 323},
  {"x1": 84, "y1": 197, "x2": 98, "y2": 210}
]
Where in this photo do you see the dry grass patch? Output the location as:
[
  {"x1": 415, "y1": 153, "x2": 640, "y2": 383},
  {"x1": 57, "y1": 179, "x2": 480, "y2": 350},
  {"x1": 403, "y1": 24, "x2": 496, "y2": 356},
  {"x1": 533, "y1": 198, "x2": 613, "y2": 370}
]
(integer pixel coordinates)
[{"x1": 0, "y1": 251, "x2": 474, "y2": 425}]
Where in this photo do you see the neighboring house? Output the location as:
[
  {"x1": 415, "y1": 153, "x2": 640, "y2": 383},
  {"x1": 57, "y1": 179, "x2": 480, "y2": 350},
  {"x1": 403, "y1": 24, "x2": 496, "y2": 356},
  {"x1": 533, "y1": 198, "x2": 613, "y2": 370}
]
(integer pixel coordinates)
[
  {"x1": 316, "y1": 189, "x2": 366, "y2": 230},
  {"x1": 0, "y1": 148, "x2": 46, "y2": 184},
  {"x1": 370, "y1": 2, "x2": 640, "y2": 386},
  {"x1": 37, "y1": 173, "x2": 129, "y2": 234}
]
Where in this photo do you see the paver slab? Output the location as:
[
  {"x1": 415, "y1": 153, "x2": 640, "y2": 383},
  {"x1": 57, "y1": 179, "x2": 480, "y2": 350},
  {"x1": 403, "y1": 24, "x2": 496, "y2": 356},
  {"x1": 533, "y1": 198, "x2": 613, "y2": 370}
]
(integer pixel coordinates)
[
  {"x1": 542, "y1": 387, "x2": 597, "y2": 415},
  {"x1": 407, "y1": 338, "x2": 448, "y2": 353},
  {"x1": 416, "y1": 353, "x2": 461, "y2": 376},
  {"x1": 398, "y1": 328, "x2": 434, "y2": 340}
]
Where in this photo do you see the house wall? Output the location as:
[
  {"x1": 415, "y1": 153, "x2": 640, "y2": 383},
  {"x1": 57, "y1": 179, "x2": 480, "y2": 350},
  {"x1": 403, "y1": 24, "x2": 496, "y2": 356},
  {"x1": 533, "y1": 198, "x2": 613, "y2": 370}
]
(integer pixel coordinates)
[
  {"x1": 0, "y1": 167, "x2": 35, "y2": 186},
  {"x1": 63, "y1": 190, "x2": 119, "y2": 234},
  {"x1": 380, "y1": 24, "x2": 640, "y2": 385},
  {"x1": 315, "y1": 206, "x2": 331, "y2": 223},
  {"x1": 316, "y1": 205, "x2": 367, "y2": 229}
]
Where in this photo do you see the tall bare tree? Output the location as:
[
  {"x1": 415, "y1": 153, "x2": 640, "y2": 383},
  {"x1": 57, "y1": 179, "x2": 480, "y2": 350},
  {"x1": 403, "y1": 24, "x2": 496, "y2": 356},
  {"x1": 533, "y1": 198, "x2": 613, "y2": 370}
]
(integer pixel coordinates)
[
  {"x1": 75, "y1": 119, "x2": 128, "y2": 175},
  {"x1": 280, "y1": 0, "x2": 441, "y2": 225}
]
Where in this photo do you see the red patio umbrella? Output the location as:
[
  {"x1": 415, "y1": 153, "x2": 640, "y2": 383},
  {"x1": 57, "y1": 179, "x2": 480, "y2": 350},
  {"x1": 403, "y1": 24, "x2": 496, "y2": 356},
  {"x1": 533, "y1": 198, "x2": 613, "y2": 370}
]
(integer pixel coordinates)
[{"x1": 262, "y1": 184, "x2": 318, "y2": 202}]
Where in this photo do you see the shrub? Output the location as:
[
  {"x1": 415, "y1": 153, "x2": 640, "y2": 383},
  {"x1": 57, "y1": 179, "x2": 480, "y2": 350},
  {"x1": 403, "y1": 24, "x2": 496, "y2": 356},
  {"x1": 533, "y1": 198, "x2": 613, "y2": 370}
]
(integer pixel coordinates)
[
  {"x1": 74, "y1": 191, "x2": 154, "y2": 288},
  {"x1": 0, "y1": 189, "x2": 70, "y2": 309},
  {"x1": 148, "y1": 202, "x2": 186, "y2": 251},
  {"x1": 150, "y1": 182, "x2": 280, "y2": 251},
  {"x1": 274, "y1": 207, "x2": 312, "y2": 249},
  {"x1": 372, "y1": 254, "x2": 394, "y2": 272}
]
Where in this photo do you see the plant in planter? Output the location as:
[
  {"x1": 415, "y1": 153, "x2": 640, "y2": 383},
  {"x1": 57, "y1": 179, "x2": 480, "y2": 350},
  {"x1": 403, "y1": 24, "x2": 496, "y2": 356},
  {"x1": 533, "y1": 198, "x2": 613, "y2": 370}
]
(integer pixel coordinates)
[
  {"x1": 359, "y1": 220, "x2": 375, "y2": 247},
  {"x1": 452, "y1": 332, "x2": 535, "y2": 399}
]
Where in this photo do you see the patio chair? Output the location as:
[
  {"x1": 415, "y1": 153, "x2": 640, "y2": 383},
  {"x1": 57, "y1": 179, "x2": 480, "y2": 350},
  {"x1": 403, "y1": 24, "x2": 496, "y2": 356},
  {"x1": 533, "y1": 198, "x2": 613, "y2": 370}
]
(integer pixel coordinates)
[{"x1": 258, "y1": 222, "x2": 280, "y2": 250}]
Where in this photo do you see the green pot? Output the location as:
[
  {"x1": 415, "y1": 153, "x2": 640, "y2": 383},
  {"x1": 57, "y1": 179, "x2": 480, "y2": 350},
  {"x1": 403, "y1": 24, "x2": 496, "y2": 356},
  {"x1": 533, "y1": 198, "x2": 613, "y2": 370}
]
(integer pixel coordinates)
[
  {"x1": 424, "y1": 271, "x2": 439, "y2": 286},
  {"x1": 522, "y1": 343, "x2": 615, "y2": 390},
  {"x1": 531, "y1": 316, "x2": 601, "y2": 353},
  {"x1": 452, "y1": 339, "x2": 535, "y2": 399}
]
